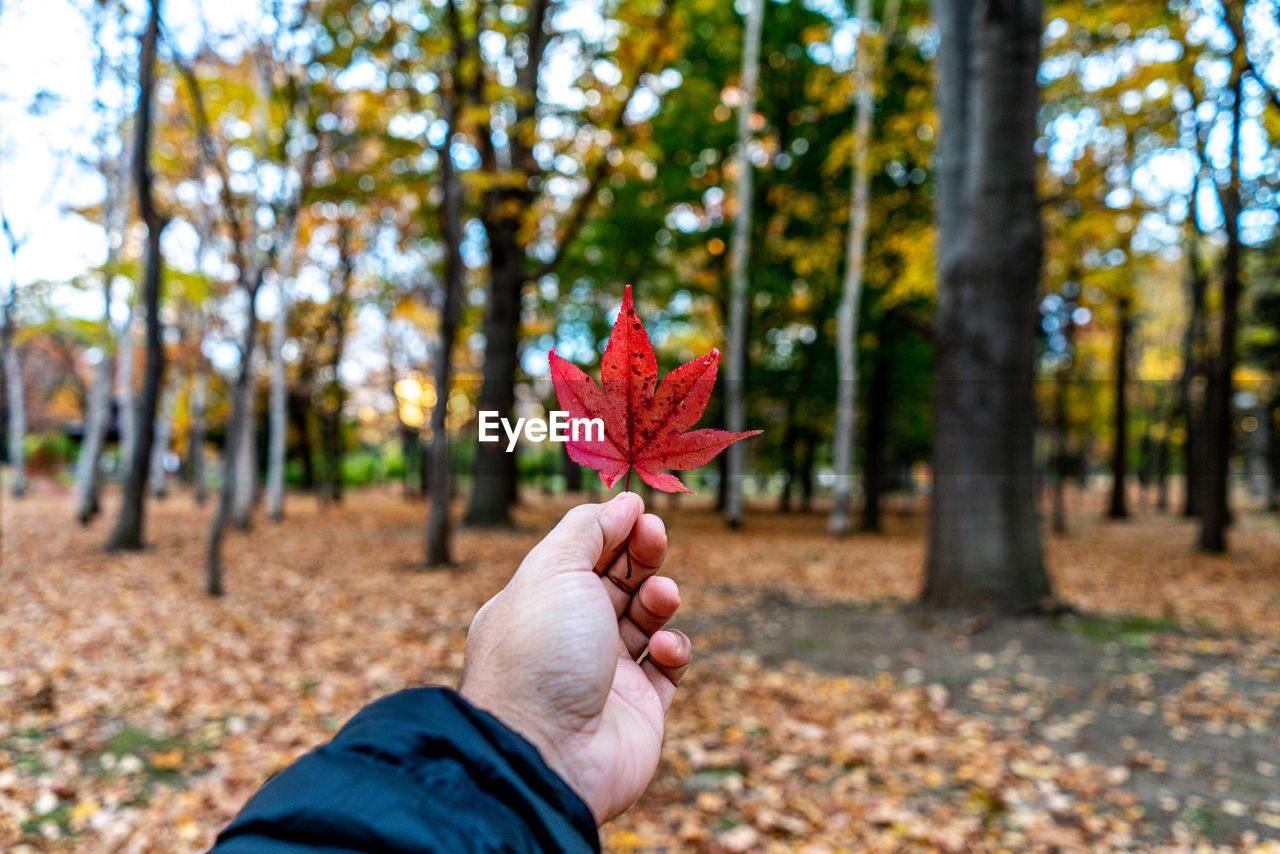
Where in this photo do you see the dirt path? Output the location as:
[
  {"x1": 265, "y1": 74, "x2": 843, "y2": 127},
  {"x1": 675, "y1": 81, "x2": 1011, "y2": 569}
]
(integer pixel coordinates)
[{"x1": 692, "y1": 596, "x2": 1280, "y2": 846}]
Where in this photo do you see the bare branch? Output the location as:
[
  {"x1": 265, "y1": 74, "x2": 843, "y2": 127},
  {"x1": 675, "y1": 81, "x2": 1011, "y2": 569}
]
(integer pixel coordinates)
[{"x1": 528, "y1": 1, "x2": 678, "y2": 282}]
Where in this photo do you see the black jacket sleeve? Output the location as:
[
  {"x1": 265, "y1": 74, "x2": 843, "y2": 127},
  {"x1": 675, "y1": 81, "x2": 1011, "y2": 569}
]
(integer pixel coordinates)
[{"x1": 209, "y1": 687, "x2": 600, "y2": 854}]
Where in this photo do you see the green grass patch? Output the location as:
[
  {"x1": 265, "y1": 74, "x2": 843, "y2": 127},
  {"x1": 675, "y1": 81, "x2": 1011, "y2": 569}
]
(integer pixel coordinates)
[
  {"x1": 1062, "y1": 614, "x2": 1180, "y2": 649},
  {"x1": 20, "y1": 804, "x2": 77, "y2": 838}
]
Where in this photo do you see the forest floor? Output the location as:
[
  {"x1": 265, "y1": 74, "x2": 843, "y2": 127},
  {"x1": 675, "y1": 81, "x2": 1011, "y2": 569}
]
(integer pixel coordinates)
[{"x1": 2, "y1": 483, "x2": 1279, "y2": 852}]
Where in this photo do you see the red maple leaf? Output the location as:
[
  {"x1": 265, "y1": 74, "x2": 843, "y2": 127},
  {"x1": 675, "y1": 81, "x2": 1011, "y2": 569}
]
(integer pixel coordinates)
[{"x1": 549, "y1": 285, "x2": 761, "y2": 494}]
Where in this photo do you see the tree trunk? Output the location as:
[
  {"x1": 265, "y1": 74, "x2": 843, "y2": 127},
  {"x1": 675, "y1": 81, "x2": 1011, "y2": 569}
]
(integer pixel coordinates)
[
  {"x1": 289, "y1": 386, "x2": 315, "y2": 493},
  {"x1": 1051, "y1": 353, "x2": 1069, "y2": 535},
  {"x1": 399, "y1": 427, "x2": 418, "y2": 498},
  {"x1": 266, "y1": 232, "x2": 295, "y2": 521},
  {"x1": 921, "y1": 0, "x2": 1051, "y2": 613},
  {"x1": 723, "y1": 0, "x2": 765, "y2": 529},
  {"x1": 106, "y1": 0, "x2": 166, "y2": 552},
  {"x1": 861, "y1": 335, "x2": 891, "y2": 533},
  {"x1": 799, "y1": 428, "x2": 815, "y2": 513},
  {"x1": 427, "y1": 33, "x2": 465, "y2": 566},
  {"x1": 464, "y1": 219, "x2": 522, "y2": 527},
  {"x1": 76, "y1": 14, "x2": 129, "y2": 523},
  {"x1": 149, "y1": 369, "x2": 179, "y2": 498},
  {"x1": 1267, "y1": 390, "x2": 1279, "y2": 514},
  {"x1": 1, "y1": 212, "x2": 27, "y2": 499},
  {"x1": 190, "y1": 356, "x2": 208, "y2": 504},
  {"x1": 115, "y1": 307, "x2": 137, "y2": 475},
  {"x1": 320, "y1": 227, "x2": 352, "y2": 505},
  {"x1": 779, "y1": 401, "x2": 797, "y2": 513},
  {"x1": 231, "y1": 358, "x2": 256, "y2": 528},
  {"x1": 1155, "y1": 429, "x2": 1171, "y2": 513},
  {"x1": 1199, "y1": 67, "x2": 1245, "y2": 553},
  {"x1": 562, "y1": 446, "x2": 583, "y2": 493},
  {"x1": 2, "y1": 329, "x2": 26, "y2": 498},
  {"x1": 1179, "y1": 185, "x2": 1208, "y2": 517},
  {"x1": 384, "y1": 336, "x2": 419, "y2": 500},
  {"x1": 418, "y1": 434, "x2": 430, "y2": 497},
  {"x1": 76, "y1": 353, "x2": 113, "y2": 522},
  {"x1": 1108, "y1": 296, "x2": 1131, "y2": 519},
  {"x1": 832, "y1": 0, "x2": 898, "y2": 537},
  {"x1": 207, "y1": 302, "x2": 259, "y2": 596},
  {"x1": 320, "y1": 390, "x2": 343, "y2": 503}
]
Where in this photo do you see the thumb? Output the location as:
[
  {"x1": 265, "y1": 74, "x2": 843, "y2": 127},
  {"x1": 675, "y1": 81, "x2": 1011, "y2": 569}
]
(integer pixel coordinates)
[{"x1": 519, "y1": 492, "x2": 644, "y2": 578}]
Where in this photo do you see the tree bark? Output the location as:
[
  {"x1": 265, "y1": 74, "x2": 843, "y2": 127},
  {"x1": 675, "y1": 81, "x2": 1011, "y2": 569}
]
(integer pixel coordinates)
[
  {"x1": 723, "y1": 0, "x2": 765, "y2": 529},
  {"x1": 75, "y1": 3, "x2": 129, "y2": 524},
  {"x1": 320, "y1": 225, "x2": 352, "y2": 504},
  {"x1": 266, "y1": 228, "x2": 297, "y2": 521},
  {"x1": 462, "y1": 0, "x2": 547, "y2": 528},
  {"x1": 149, "y1": 369, "x2": 180, "y2": 498},
  {"x1": 1155, "y1": 429, "x2": 1171, "y2": 513},
  {"x1": 464, "y1": 219, "x2": 522, "y2": 526},
  {"x1": 1, "y1": 321, "x2": 26, "y2": 498},
  {"x1": 115, "y1": 307, "x2": 136, "y2": 474},
  {"x1": 231, "y1": 354, "x2": 257, "y2": 528},
  {"x1": 832, "y1": 0, "x2": 899, "y2": 537},
  {"x1": 0, "y1": 207, "x2": 26, "y2": 499},
  {"x1": 1199, "y1": 66, "x2": 1245, "y2": 553},
  {"x1": 779, "y1": 400, "x2": 798, "y2": 513},
  {"x1": 456, "y1": 0, "x2": 660, "y2": 524},
  {"x1": 1108, "y1": 296, "x2": 1132, "y2": 519},
  {"x1": 289, "y1": 385, "x2": 315, "y2": 493},
  {"x1": 207, "y1": 296, "x2": 259, "y2": 596},
  {"x1": 1051, "y1": 355, "x2": 1069, "y2": 536},
  {"x1": 799, "y1": 428, "x2": 815, "y2": 513},
  {"x1": 861, "y1": 332, "x2": 891, "y2": 533},
  {"x1": 76, "y1": 353, "x2": 112, "y2": 522},
  {"x1": 427, "y1": 6, "x2": 465, "y2": 565},
  {"x1": 1266, "y1": 390, "x2": 1279, "y2": 513},
  {"x1": 1178, "y1": 143, "x2": 1210, "y2": 518},
  {"x1": 106, "y1": 0, "x2": 166, "y2": 551},
  {"x1": 189, "y1": 354, "x2": 208, "y2": 504},
  {"x1": 1179, "y1": 261, "x2": 1207, "y2": 517},
  {"x1": 561, "y1": 446, "x2": 583, "y2": 492},
  {"x1": 921, "y1": 0, "x2": 1051, "y2": 613}
]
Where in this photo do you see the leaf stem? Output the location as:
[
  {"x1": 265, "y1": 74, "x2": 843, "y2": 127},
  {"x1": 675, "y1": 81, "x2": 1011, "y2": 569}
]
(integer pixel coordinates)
[{"x1": 624, "y1": 470, "x2": 633, "y2": 579}]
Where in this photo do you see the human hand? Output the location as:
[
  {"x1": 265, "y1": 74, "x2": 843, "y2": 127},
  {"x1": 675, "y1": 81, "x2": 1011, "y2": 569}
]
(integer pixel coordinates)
[{"x1": 459, "y1": 492, "x2": 691, "y2": 824}]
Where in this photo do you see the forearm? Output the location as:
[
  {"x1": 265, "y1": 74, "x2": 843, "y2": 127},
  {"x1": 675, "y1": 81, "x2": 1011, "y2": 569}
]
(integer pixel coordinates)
[{"x1": 211, "y1": 688, "x2": 600, "y2": 853}]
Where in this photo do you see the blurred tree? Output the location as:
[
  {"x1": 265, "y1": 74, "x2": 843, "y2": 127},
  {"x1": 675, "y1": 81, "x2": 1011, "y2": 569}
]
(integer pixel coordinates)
[
  {"x1": 1199, "y1": 3, "x2": 1266, "y2": 553},
  {"x1": 830, "y1": 0, "x2": 900, "y2": 537},
  {"x1": 318, "y1": 220, "x2": 354, "y2": 505},
  {"x1": 1244, "y1": 275, "x2": 1280, "y2": 512},
  {"x1": 921, "y1": 0, "x2": 1051, "y2": 613},
  {"x1": 176, "y1": 16, "x2": 312, "y2": 593},
  {"x1": 454, "y1": 0, "x2": 676, "y2": 527},
  {"x1": 106, "y1": 0, "x2": 167, "y2": 552},
  {"x1": 723, "y1": 0, "x2": 764, "y2": 529},
  {"x1": 426, "y1": 0, "x2": 466, "y2": 566},
  {"x1": 73, "y1": 0, "x2": 130, "y2": 524},
  {"x1": 0, "y1": 205, "x2": 28, "y2": 498}
]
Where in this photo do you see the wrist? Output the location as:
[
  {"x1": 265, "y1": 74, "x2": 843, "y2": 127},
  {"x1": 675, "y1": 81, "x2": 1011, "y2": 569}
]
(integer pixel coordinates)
[{"x1": 459, "y1": 681, "x2": 590, "y2": 818}]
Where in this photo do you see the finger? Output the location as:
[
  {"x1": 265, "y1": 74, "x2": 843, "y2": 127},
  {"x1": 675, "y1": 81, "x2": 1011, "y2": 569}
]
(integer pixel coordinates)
[
  {"x1": 600, "y1": 515, "x2": 667, "y2": 613},
  {"x1": 517, "y1": 492, "x2": 643, "y2": 580},
  {"x1": 619, "y1": 614, "x2": 650, "y2": 660},
  {"x1": 641, "y1": 629, "x2": 691, "y2": 713},
  {"x1": 594, "y1": 511, "x2": 664, "y2": 578},
  {"x1": 623, "y1": 575, "x2": 680, "y2": 634},
  {"x1": 617, "y1": 578, "x2": 680, "y2": 658}
]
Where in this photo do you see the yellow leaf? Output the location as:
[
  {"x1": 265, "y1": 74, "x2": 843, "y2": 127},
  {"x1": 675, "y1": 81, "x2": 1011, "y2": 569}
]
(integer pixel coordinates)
[
  {"x1": 151, "y1": 748, "x2": 184, "y2": 770},
  {"x1": 607, "y1": 830, "x2": 648, "y2": 850},
  {"x1": 69, "y1": 799, "x2": 98, "y2": 823}
]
